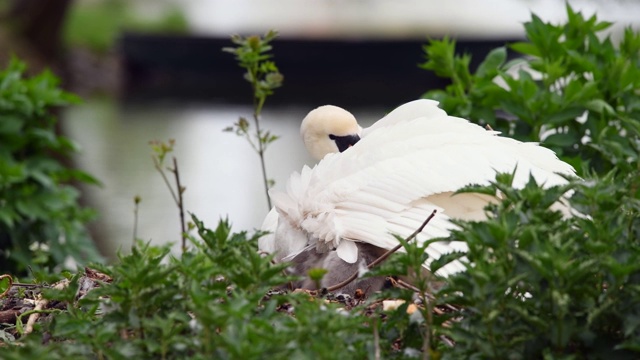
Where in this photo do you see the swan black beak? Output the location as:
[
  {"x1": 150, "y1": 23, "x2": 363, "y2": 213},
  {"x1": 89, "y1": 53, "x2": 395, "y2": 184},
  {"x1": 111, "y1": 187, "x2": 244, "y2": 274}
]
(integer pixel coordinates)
[{"x1": 329, "y1": 134, "x2": 361, "y2": 153}]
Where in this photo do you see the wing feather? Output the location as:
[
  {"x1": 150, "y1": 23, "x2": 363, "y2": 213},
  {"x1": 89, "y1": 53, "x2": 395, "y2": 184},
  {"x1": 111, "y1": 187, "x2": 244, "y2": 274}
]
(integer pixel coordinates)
[{"x1": 271, "y1": 99, "x2": 576, "y2": 276}]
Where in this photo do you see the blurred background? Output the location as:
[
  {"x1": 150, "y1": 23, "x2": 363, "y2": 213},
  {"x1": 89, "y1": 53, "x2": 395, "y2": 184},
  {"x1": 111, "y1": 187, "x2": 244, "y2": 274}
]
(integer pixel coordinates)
[{"x1": 1, "y1": 0, "x2": 638, "y2": 260}]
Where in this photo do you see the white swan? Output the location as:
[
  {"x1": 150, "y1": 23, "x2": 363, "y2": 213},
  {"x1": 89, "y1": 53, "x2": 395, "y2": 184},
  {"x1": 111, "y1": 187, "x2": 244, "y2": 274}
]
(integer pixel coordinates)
[{"x1": 260, "y1": 99, "x2": 575, "y2": 289}]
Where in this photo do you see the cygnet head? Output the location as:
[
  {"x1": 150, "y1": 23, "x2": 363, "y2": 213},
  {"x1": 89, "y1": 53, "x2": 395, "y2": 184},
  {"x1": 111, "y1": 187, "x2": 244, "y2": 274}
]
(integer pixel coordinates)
[{"x1": 300, "y1": 105, "x2": 362, "y2": 160}]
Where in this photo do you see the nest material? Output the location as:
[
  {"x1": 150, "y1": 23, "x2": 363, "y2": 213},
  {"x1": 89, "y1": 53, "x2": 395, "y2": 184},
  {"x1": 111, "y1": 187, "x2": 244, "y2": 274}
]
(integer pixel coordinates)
[{"x1": 0, "y1": 267, "x2": 112, "y2": 342}]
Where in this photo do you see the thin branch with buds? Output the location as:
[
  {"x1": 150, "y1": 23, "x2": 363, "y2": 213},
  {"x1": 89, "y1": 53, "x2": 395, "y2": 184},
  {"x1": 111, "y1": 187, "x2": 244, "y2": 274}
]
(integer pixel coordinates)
[
  {"x1": 149, "y1": 140, "x2": 188, "y2": 253},
  {"x1": 223, "y1": 31, "x2": 283, "y2": 211},
  {"x1": 326, "y1": 210, "x2": 437, "y2": 292}
]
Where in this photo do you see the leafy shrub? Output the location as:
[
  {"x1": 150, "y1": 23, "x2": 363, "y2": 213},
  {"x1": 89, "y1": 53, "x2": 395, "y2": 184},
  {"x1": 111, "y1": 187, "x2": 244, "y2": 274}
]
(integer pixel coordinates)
[
  {"x1": 430, "y1": 173, "x2": 640, "y2": 359},
  {"x1": 0, "y1": 59, "x2": 101, "y2": 273},
  {"x1": 421, "y1": 5, "x2": 640, "y2": 175},
  {"x1": 4, "y1": 174, "x2": 638, "y2": 359},
  {"x1": 418, "y1": 4, "x2": 640, "y2": 358},
  {"x1": 1, "y1": 216, "x2": 394, "y2": 359}
]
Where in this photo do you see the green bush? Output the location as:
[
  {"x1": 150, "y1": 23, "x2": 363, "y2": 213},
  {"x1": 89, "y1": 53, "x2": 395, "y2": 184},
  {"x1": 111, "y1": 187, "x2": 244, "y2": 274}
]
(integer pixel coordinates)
[
  {"x1": 430, "y1": 173, "x2": 640, "y2": 358},
  {"x1": 1, "y1": 217, "x2": 386, "y2": 359},
  {"x1": 3, "y1": 172, "x2": 638, "y2": 358},
  {"x1": 418, "y1": 4, "x2": 640, "y2": 358},
  {"x1": 421, "y1": 5, "x2": 640, "y2": 175},
  {"x1": 0, "y1": 59, "x2": 101, "y2": 273},
  {"x1": 64, "y1": 0, "x2": 189, "y2": 53}
]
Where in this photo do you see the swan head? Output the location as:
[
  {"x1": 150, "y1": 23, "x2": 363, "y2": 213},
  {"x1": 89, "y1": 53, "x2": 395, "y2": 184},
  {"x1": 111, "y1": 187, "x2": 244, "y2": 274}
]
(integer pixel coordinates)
[{"x1": 300, "y1": 105, "x2": 362, "y2": 160}]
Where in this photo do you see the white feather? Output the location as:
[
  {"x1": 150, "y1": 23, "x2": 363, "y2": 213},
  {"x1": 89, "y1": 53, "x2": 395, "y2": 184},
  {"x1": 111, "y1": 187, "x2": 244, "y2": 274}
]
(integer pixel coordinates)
[{"x1": 258, "y1": 208, "x2": 278, "y2": 254}]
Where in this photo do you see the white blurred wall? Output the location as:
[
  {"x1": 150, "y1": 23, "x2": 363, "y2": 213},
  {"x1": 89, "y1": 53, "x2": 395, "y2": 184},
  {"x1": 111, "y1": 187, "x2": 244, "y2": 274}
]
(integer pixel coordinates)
[{"x1": 183, "y1": 0, "x2": 640, "y2": 39}]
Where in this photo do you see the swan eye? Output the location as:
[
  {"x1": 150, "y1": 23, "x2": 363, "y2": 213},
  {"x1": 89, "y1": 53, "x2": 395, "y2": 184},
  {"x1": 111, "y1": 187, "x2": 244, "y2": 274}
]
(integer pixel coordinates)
[{"x1": 329, "y1": 134, "x2": 361, "y2": 152}]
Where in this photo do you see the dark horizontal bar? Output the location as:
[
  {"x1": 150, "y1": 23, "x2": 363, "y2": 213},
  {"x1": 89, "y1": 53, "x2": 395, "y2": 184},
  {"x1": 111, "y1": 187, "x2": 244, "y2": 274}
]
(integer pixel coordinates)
[{"x1": 119, "y1": 33, "x2": 519, "y2": 107}]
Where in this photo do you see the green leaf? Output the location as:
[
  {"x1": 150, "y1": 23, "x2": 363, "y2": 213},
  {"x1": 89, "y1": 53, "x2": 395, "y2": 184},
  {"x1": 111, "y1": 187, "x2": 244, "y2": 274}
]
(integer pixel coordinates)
[
  {"x1": 308, "y1": 268, "x2": 328, "y2": 282},
  {"x1": 475, "y1": 47, "x2": 507, "y2": 78},
  {"x1": 0, "y1": 207, "x2": 16, "y2": 227},
  {"x1": 0, "y1": 115, "x2": 24, "y2": 134},
  {"x1": 509, "y1": 41, "x2": 540, "y2": 57},
  {"x1": 0, "y1": 275, "x2": 11, "y2": 295},
  {"x1": 546, "y1": 106, "x2": 585, "y2": 126},
  {"x1": 420, "y1": 36, "x2": 458, "y2": 78},
  {"x1": 585, "y1": 99, "x2": 615, "y2": 115},
  {"x1": 543, "y1": 132, "x2": 579, "y2": 147}
]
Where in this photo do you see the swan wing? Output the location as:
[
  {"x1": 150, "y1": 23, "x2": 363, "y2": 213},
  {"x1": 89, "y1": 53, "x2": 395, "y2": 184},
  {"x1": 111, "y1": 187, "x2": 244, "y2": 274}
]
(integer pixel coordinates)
[
  {"x1": 272, "y1": 101, "x2": 575, "y2": 275},
  {"x1": 361, "y1": 99, "x2": 450, "y2": 137}
]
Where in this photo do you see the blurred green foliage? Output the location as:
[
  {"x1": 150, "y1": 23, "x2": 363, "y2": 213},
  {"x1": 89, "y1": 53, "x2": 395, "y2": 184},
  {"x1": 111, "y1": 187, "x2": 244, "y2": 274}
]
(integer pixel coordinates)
[
  {"x1": 0, "y1": 59, "x2": 102, "y2": 273},
  {"x1": 64, "y1": 0, "x2": 188, "y2": 53}
]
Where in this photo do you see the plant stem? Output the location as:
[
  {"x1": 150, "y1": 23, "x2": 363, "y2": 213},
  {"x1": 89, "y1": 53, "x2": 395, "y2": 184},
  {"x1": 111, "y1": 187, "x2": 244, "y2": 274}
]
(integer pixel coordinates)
[
  {"x1": 153, "y1": 157, "x2": 179, "y2": 206},
  {"x1": 253, "y1": 81, "x2": 272, "y2": 210},
  {"x1": 373, "y1": 317, "x2": 381, "y2": 360},
  {"x1": 421, "y1": 282, "x2": 433, "y2": 360},
  {"x1": 326, "y1": 210, "x2": 437, "y2": 292},
  {"x1": 255, "y1": 118, "x2": 272, "y2": 210},
  {"x1": 172, "y1": 157, "x2": 187, "y2": 253},
  {"x1": 225, "y1": 32, "x2": 281, "y2": 211}
]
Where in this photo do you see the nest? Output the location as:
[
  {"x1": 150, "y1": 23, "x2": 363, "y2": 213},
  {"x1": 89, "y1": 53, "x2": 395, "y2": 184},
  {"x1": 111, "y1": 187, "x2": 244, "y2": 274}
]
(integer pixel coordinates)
[{"x1": 0, "y1": 267, "x2": 112, "y2": 342}]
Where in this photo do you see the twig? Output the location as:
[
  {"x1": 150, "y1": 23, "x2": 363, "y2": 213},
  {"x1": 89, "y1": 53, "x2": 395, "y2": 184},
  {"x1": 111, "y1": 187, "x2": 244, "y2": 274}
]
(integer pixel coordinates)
[
  {"x1": 172, "y1": 157, "x2": 187, "y2": 252},
  {"x1": 326, "y1": 210, "x2": 437, "y2": 292},
  {"x1": 395, "y1": 278, "x2": 425, "y2": 295},
  {"x1": 253, "y1": 108, "x2": 272, "y2": 211},
  {"x1": 153, "y1": 156, "x2": 179, "y2": 205},
  {"x1": 22, "y1": 309, "x2": 61, "y2": 335},
  {"x1": 23, "y1": 279, "x2": 68, "y2": 335},
  {"x1": 392, "y1": 278, "x2": 458, "y2": 315},
  {"x1": 149, "y1": 141, "x2": 188, "y2": 253},
  {"x1": 11, "y1": 283, "x2": 41, "y2": 288}
]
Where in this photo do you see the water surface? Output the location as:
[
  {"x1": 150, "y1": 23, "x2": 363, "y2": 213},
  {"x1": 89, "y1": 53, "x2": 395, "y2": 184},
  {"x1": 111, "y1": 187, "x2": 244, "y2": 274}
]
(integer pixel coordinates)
[{"x1": 63, "y1": 100, "x2": 381, "y2": 258}]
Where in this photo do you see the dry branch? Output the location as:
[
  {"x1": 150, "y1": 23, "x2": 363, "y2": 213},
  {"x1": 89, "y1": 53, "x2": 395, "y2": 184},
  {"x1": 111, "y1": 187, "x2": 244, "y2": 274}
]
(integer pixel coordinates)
[
  {"x1": 24, "y1": 279, "x2": 68, "y2": 335},
  {"x1": 326, "y1": 210, "x2": 437, "y2": 292},
  {"x1": 172, "y1": 156, "x2": 187, "y2": 252}
]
